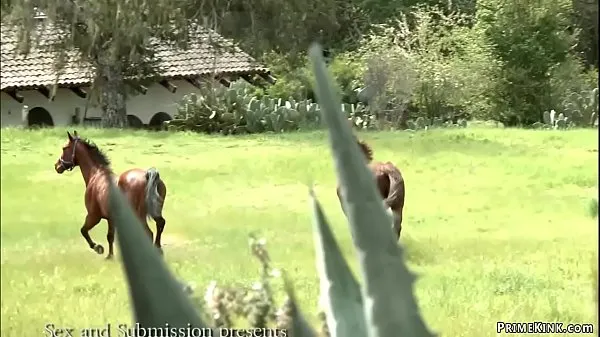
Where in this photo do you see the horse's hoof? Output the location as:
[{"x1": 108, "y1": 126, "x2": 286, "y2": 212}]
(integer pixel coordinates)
[
  {"x1": 157, "y1": 247, "x2": 164, "y2": 256},
  {"x1": 93, "y1": 244, "x2": 104, "y2": 255},
  {"x1": 105, "y1": 254, "x2": 114, "y2": 260}
]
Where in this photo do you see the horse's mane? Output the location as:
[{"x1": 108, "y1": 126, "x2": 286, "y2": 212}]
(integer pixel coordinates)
[
  {"x1": 357, "y1": 140, "x2": 373, "y2": 162},
  {"x1": 77, "y1": 137, "x2": 111, "y2": 168}
]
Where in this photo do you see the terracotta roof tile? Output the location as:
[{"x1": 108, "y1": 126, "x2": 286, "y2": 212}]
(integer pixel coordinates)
[{"x1": 1, "y1": 21, "x2": 268, "y2": 90}]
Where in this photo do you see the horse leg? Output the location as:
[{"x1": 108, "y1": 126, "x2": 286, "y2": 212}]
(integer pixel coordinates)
[
  {"x1": 106, "y1": 220, "x2": 115, "y2": 260},
  {"x1": 81, "y1": 214, "x2": 104, "y2": 255},
  {"x1": 153, "y1": 180, "x2": 167, "y2": 255},
  {"x1": 153, "y1": 216, "x2": 166, "y2": 254},
  {"x1": 138, "y1": 209, "x2": 154, "y2": 242},
  {"x1": 144, "y1": 219, "x2": 153, "y2": 242}
]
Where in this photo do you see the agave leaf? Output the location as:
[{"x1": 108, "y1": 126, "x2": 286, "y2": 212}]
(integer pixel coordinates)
[
  {"x1": 310, "y1": 189, "x2": 367, "y2": 337},
  {"x1": 281, "y1": 271, "x2": 318, "y2": 337},
  {"x1": 107, "y1": 183, "x2": 208, "y2": 330},
  {"x1": 308, "y1": 43, "x2": 436, "y2": 337}
]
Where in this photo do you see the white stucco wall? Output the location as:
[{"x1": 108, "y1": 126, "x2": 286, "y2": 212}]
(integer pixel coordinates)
[{"x1": 1, "y1": 79, "x2": 201, "y2": 127}]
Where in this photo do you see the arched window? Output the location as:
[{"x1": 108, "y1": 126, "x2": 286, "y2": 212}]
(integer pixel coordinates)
[
  {"x1": 28, "y1": 107, "x2": 54, "y2": 127},
  {"x1": 127, "y1": 114, "x2": 144, "y2": 129},
  {"x1": 148, "y1": 112, "x2": 172, "y2": 130}
]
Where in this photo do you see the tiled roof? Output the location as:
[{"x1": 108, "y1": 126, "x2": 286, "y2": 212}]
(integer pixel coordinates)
[{"x1": 1, "y1": 21, "x2": 268, "y2": 90}]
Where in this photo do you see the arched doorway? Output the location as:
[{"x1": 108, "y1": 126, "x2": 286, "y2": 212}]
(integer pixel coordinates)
[
  {"x1": 28, "y1": 107, "x2": 54, "y2": 127},
  {"x1": 148, "y1": 112, "x2": 172, "y2": 130},
  {"x1": 127, "y1": 114, "x2": 144, "y2": 129}
]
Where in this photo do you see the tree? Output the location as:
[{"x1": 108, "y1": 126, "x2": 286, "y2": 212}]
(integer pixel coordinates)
[
  {"x1": 476, "y1": 0, "x2": 577, "y2": 126},
  {"x1": 572, "y1": 0, "x2": 598, "y2": 67}
]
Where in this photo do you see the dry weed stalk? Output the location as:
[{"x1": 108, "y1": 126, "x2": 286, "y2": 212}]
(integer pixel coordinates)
[{"x1": 195, "y1": 236, "x2": 297, "y2": 330}]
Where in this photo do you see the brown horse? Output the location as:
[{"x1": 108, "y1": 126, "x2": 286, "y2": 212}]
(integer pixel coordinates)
[
  {"x1": 54, "y1": 131, "x2": 167, "y2": 259},
  {"x1": 336, "y1": 139, "x2": 406, "y2": 240}
]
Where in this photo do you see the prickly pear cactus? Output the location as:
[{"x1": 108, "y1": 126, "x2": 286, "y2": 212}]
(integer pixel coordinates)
[
  {"x1": 175, "y1": 78, "x2": 322, "y2": 134},
  {"x1": 531, "y1": 122, "x2": 546, "y2": 129},
  {"x1": 591, "y1": 88, "x2": 599, "y2": 127},
  {"x1": 555, "y1": 113, "x2": 567, "y2": 130},
  {"x1": 542, "y1": 111, "x2": 551, "y2": 125}
]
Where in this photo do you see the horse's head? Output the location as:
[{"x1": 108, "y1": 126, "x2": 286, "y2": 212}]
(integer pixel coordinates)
[{"x1": 55, "y1": 130, "x2": 81, "y2": 174}]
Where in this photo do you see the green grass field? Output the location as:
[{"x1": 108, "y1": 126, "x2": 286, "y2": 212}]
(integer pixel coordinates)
[{"x1": 1, "y1": 127, "x2": 598, "y2": 336}]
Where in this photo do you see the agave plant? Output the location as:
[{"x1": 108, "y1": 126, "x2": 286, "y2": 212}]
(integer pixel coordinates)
[
  {"x1": 106, "y1": 43, "x2": 435, "y2": 337},
  {"x1": 308, "y1": 44, "x2": 435, "y2": 337}
]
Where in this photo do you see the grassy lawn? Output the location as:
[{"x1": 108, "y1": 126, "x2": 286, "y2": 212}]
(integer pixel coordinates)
[{"x1": 0, "y1": 126, "x2": 597, "y2": 336}]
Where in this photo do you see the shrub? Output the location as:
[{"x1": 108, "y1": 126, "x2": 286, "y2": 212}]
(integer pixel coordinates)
[
  {"x1": 266, "y1": 69, "x2": 315, "y2": 102},
  {"x1": 400, "y1": 7, "x2": 470, "y2": 121},
  {"x1": 170, "y1": 80, "x2": 322, "y2": 134},
  {"x1": 360, "y1": 50, "x2": 417, "y2": 129},
  {"x1": 589, "y1": 198, "x2": 598, "y2": 219},
  {"x1": 476, "y1": 0, "x2": 578, "y2": 126},
  {"x1": 355, "y1": 6, "x2": 497, "y2": 126},
  {"x1": 105, "y1": 43, "x2": 435, "y2": 336},
  {"x1": 559, "y1": 88, "x2": 599, "y2": 127},
  {"x1": 327, "y1": 53, "x2": 365, "y2": 104},
  {"x1": 548, "y1": 58, "x2": 599, "y2": 127},
  {"x1": 260, "y1": 52, "x2": 314, "y2": 101},
  {"x1": 263, "y1": 51, "x2": 366, "y2": 105}
]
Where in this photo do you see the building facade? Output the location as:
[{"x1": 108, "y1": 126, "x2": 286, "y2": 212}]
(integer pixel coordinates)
[{"x1": 1, "y1": 20, "x2": 272, "y2": 128}]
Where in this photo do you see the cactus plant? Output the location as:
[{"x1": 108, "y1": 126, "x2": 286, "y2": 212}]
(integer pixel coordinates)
[
  {"x1": 555, "y1": 113, "x2": 567, "y2": 130},
  {"x1": 415, "y1": 117, "x2": 427, "y2": 130},
  {"x1": 542, "y1": 110, "x2": 551, "y2": 125},
  {"x1": 559, "y1": 88, "x2": 599, "y2": 127}
]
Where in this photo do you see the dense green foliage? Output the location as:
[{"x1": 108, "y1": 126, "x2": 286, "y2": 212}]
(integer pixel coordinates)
[
  {"x1": 254, "y1": 1, "x2": 598, "y2": 128},
  {"x1": 476, "y1": 0, "x2": 580, "y2": 125},
  {"x1": 3, "y1": 0, "x2": 597, "y2": 127}
]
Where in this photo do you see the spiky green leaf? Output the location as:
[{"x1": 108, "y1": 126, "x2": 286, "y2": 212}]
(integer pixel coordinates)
[
  {"x1": 308, "y1": 43, "x2": 436, "y2": 337},
  {"x1": 281, "y1": 272, "x2": 318, "y2": 337},
  {"x1": 107, "y1": 182, "x2": 208, "y2": 330},
  {"x1": 310, "y1": 189, "x2": 367, "y2": 337}
]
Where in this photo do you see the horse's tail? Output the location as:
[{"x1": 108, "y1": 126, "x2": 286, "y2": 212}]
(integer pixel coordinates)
[
  {"x1": 384, "y1": 165, "x2": 405, "y2": 210},
  {"x1": 384, "y1": 166, "x2": 405, "y2": 239},
  {"x1": 145, "y1": 167, "x2": 163, "y2": 219}
]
